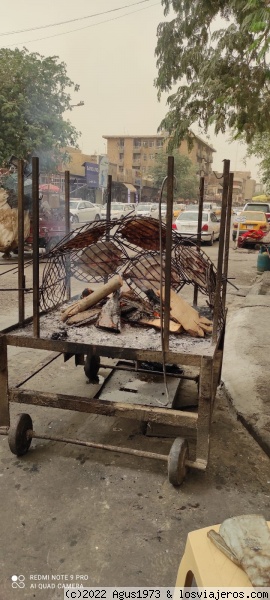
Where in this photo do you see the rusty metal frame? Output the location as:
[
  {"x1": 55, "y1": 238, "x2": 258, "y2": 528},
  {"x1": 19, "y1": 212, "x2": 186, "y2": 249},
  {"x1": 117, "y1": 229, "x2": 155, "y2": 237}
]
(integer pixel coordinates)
[{"x1": 0, "y1": 156, "x2": 231, "y2": 476}]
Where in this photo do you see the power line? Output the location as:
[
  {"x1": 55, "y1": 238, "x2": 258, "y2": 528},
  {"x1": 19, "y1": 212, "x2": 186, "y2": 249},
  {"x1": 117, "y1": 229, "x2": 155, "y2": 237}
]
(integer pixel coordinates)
[
  {"x1": 0, "y1": 0, "x2": 150, "y2": 37},
  {"x1": 6, "y1": 2, "x2": 160, "y2": 48}
]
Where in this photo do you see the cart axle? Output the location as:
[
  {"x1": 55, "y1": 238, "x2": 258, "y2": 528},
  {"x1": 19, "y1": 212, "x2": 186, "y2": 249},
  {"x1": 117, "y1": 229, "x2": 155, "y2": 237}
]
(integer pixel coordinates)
[{"x1": 0, "y1": 419, "x2": 206, "y2": 486}]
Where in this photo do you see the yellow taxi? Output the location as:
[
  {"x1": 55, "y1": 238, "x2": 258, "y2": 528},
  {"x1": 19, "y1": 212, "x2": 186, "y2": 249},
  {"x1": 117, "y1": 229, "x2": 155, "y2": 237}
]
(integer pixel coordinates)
[
  {"x1": 173, "y1": 203, "x2": 185, "y2": 218},
  {"x1": 232, "y1": 210, "x2": 269, "y2": 241}
]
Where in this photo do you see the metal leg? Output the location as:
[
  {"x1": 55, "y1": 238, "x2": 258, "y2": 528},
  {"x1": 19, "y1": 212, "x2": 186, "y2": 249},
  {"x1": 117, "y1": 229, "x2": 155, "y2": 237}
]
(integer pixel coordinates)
[
  {"x1": 196, "y1": 357, "x2": 213, "y2": 466},
  {"x1": 0, "y1": 336, "x2": 10, "y2": 426}
]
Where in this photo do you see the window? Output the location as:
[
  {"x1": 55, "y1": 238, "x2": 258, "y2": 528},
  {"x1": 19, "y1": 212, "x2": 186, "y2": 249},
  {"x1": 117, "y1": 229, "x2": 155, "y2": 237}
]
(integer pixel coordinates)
[
  {"x1": 142, "y1": 141, "x2": 148, "y2": 147},
  {"x1": 148, "y1": 141, "x2": 155, "y2": 147},
  {"x1": 156, "y1": 139, "x2": 163, "y2": 147},
  {"x1": 133, "y1": 153, "x2": 141, "y2": 161},
  {"x1": 118, "y1": 166, "x2": 124, "y2": 172},
  {"x1": 143, "y1": 154, "x2": 147, "y2": 161},
  {"x1": 149, "y1": 154, "x2": 155, "y2": 160},
  {"x1": 133, "y1": 139, "x2": 141, "y2": 147},
  {"x1": 119, "y1": 139, "x2": 124, "y2": 147},
  {"x1": 210, "y1": 213, "x2": 218, "y2": 222},
  {"x1": 119, "y1": 153, "x2": 124, "y2": 160}
]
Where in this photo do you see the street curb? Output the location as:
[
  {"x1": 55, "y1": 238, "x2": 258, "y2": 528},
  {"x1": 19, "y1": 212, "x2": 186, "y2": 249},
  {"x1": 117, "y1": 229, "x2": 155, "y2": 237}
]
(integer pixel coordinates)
[
  {"x1": 222, "y1": 270, "x2": 270, "y2": 459},
  {"x1": 222, "y1": 382, "x2": 270, "y2": 459}
]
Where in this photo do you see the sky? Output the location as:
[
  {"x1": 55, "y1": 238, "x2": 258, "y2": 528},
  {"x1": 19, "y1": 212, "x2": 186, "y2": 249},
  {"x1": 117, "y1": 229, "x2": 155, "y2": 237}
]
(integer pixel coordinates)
[{"x1": 0, "y1": 0, "x2": 262, "y2": 182}]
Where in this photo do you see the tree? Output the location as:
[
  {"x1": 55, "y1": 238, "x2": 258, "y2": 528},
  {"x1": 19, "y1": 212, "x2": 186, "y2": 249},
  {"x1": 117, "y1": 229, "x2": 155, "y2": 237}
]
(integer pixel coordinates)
[
  {"x1": 148, "y1": 150, "x2": 199, "y2": 199},
  {"x1": 0, "y1": 48, "x2": 80, "y2": 172},
  {"x1": 244, "y1": 133, "x2": 270, "y2": 190},
  {"x1": 155, "y1": 1, "x2": 270, "y2": 149}
]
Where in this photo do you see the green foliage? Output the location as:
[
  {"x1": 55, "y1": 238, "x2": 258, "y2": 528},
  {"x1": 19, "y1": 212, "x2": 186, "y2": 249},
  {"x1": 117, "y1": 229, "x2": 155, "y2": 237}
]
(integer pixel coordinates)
[
  {"x1": 0, "y1": 48, "x2": 80, "y2": 172},
  {"x1": 148, "y1": 150, "x2": 199, "y2": 199},
  {"x1": 155, "y1": 1, "x2": 270, "y2": 148},
  {"x1": 244, "y1": 133, "x2": 270, "y2": 189}
]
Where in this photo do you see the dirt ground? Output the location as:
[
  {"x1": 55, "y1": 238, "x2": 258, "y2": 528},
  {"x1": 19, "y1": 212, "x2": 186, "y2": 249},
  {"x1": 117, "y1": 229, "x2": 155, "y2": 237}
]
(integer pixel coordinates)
[{"x1": 0, "y1": 242, "x2": 269, "y2": 599}]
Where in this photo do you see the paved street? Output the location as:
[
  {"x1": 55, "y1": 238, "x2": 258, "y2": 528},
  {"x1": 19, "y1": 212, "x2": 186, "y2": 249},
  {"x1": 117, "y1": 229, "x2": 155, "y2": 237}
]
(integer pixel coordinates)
[{"x1": 0, "y1": 241, "x2": 269, "y2": 599}]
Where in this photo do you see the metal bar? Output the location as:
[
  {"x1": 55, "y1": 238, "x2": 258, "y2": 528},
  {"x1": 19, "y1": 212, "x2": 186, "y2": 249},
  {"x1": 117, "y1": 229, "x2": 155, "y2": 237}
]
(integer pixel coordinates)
[
  {"x1": 14, "y1": 352, "x2": 61, "y2": 388},
  {"x1": 65, "y1": 171, "x2": 71, "y2": 301},
  {"x1": 32, "y1": 157, "x2": 40, "y2": 337},
  {"x1": 212, "y1": 159, "x2": 230, "y2": 343},
  {"x1": 99, "y1": 362, "x2": 199, "y2": 381},
  {"x1": 18, "y1": 159, "x2": 25, "y2": 325},
  {"x1": 193, "y1": 176, "x2": 204, "y2": 306},
  {"x1": 9, "y1": 388, "x2": 198, "y2": 428},
  {"x1": 222, "y1": 172, "x2": 234, "y2": 310},
  {"x1": 164, "y1": 156, "x2": 174, "y2": 352},
  {"x1": 29, "y1": 431, "x2": 169, "y2": 461},
  {"x1": 0, "y1": 337, "x2": 9, "y2": 427},
  {"x1": 106, "y1": 175, "x2": 112, "y2": 224}
]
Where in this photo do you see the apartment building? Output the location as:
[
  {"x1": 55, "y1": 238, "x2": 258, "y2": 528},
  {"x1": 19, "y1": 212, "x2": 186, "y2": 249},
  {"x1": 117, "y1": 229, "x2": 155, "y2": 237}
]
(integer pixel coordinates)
[
  {"x1": 103, "y1": 132, "x2": 215, "y2": 184},
  {"x1": 207, "y1": 170, "x2": 256, "y2": 204}
]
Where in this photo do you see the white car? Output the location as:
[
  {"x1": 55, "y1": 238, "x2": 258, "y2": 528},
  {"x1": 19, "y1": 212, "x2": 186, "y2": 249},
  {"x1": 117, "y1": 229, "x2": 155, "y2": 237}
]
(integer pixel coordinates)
[
  {"x1": 136, "y1": 203, "x2": 158, "y2": 217},
  {"x1": 173, "y1": 210, "x2": 220, "y2": 244},
  {"x1": 69, "y1": 200, "x2": 101, "y2": 223},
  {"x1": 101, "y1": 202, "x2": 135, "y2": 220}
]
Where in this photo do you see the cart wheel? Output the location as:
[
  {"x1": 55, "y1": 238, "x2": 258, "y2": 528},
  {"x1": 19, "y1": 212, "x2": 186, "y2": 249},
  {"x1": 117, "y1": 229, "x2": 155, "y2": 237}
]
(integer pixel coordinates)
[
  {"x1": 168, "y1": 437, "x2": 189, "y2": 486},
  {"x1": 8, "y1": 413, "x2": 33, "y2": 457},
  {"x1": 84, "y1": 353, "x2": 100, "y2": 382}
]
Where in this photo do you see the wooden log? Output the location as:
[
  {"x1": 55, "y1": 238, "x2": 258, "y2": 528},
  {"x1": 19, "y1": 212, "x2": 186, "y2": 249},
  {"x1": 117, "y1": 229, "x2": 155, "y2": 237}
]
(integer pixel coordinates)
[
  {"x1": 66, "y1": 308, "x2": 101, "y2": 326},
  {"x1": 97, "y1": 290, "x2": 121, "y2": 333},
  {"x1": 61, "y1": 275, "x2": 123, "y2": 322},
  {"x1": 139, "y1": 317, "x2": 182, "y2": 333},
  {"x1": 159, "y1": 288, "x2": 212, "y2": 338}
]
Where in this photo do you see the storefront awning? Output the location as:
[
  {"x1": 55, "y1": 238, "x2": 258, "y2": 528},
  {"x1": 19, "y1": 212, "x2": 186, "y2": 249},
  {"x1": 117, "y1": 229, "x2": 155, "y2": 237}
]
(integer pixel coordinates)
[{"x1": 123, "y1": 183, "x2": 137, "y2": 193}]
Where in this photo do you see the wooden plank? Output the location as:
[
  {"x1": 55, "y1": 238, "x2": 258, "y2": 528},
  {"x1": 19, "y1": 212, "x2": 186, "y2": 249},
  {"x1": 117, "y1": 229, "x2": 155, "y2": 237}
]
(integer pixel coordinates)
[
  {"x1": 5, "y1": 334, "x2": 209, "y2": 365},
  {"x1": 9, "y1": 387, "x2": 198, "y2": 428},
  {"x1": 0, "y1": 336, "x2": 9, "y2": 426}
]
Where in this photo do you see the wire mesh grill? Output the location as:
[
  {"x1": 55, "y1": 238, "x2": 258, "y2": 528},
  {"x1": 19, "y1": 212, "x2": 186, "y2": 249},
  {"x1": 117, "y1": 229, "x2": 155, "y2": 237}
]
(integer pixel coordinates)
[{"x1": 39, "y1": 215, "x2": 224, "y2": 327}]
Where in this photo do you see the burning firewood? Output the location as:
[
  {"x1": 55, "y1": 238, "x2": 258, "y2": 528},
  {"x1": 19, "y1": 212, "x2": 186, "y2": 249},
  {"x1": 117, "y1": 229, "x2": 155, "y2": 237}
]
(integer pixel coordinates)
[
  {"x1": 159, "y1": 288, "x2": 212, "y2": 337},
  {"x1": 138, "y1": 317, "x2": 182, "y2": 333},
  {"x1": 66, "y1": 308, "x2": 101, "y2": 326},
  {"x1": 97, "y1": 290, "x2": 121, "y2": 333},
  {"x1": 61, "y1": 275, "x2": 123, "y2": 322}
]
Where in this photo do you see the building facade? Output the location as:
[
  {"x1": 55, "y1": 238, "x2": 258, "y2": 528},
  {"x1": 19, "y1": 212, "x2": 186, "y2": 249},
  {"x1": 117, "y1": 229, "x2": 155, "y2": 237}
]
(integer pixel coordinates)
[{"x1": 103, "y1": 133, "x2": 216, "y2": 189}]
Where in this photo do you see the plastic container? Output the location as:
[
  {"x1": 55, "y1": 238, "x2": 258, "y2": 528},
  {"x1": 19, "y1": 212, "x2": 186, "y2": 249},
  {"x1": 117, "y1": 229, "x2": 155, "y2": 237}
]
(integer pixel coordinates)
[{"x1": 257, "y1": 245, "x2": 270, "y2": 272}]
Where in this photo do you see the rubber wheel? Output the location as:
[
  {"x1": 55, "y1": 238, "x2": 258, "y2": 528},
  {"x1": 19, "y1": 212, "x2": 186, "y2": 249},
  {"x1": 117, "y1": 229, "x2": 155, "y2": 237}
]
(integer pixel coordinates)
[
  {"x1": 70, "y1": 214, "x2": 79, "y2": 224},
  {"x1": 168, "y1": 437, "x2": 189, "y2": 486},
  {"x1": 84, "y1": 353, "x2": 100, "y2": 382},
  {"x1": 94, "y1": 214, "x2": 100, "y2": 221},
  {"x1": 8, "y1": 413, "x2": 33, "y2": 456}
]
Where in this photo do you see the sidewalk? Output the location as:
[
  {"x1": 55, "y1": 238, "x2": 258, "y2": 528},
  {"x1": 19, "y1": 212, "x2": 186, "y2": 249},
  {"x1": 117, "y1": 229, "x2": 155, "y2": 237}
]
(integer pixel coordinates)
[{"x1": 222, "y1": 271, "x2": 270, "y2": 457}]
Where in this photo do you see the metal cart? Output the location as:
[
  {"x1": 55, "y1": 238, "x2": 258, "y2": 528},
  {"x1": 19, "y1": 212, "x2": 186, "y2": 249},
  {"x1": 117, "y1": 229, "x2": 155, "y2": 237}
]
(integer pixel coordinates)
[{"x1": 0, "y1": 158, "x2": 233, "y2": 485}]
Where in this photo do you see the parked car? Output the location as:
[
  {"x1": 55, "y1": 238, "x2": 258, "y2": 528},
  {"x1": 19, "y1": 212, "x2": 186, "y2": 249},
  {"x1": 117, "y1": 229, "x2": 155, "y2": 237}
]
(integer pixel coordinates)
[
  {"x1": 232, "y1": 210, "x2": 269, "y2": 242},
  {"x1": 101, "y1": 202, "x2": 135, "y2": 220},
  {"x1": 173, "y1": 210, "x2": 220, "y2": 244},
  {"x1": 135, "y1": 203, "x2": 157, "y2": 217},
  {"x1": 69, "y1": 200, "x2": 101, "y2": 223},
  {"x1": 243, "y1": 201, "x2": 270, "y2": 222}
]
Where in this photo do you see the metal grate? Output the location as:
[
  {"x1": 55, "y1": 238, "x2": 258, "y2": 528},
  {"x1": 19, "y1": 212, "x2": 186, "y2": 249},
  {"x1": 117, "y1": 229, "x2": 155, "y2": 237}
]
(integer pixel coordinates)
[{"x1": 39, "y1": 216, "x2": 224, "y2": 328}]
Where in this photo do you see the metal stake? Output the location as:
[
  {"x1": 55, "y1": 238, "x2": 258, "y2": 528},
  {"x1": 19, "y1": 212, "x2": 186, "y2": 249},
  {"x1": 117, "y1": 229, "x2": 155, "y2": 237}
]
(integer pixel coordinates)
[
  {"x1": 164, "y1": 156, "x2": 174, "y2": 352},
  {"x1": 32, "y1": 157, "x2": 40, "y2": 338},
  {"x1": 222, "y1": 172, "x2": 234, "y2": 309},
  {"x1": 193, "y1": 176, "x2": 204, "y2": 306},
  {"x1": 212, "y1": 160, "x2": 230, "y2": 343},
  {"x1": 65, "y1": 171, "x2": 71, "y2": 301},
  {"x1": 18, "y1": 160, "x2": 25, "y2": 325}
]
